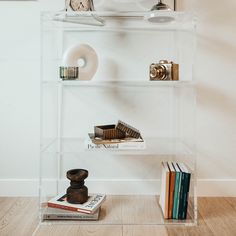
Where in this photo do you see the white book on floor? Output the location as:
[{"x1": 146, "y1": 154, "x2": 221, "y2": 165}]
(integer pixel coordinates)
[{"x1": 43, "y1": 207, "x2": 100, "y2": 220}]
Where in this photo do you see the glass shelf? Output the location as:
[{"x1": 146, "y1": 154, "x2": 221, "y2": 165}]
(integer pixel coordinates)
[
  {"x1": 42, "y1": 11, "x2": 196, "y2": 32},
  {"x1": 42, "y1": 80, "x2": 195, "y2": 88},
  {"x1": 41, "y1": 137, "x2": 194, "y2": 156}
]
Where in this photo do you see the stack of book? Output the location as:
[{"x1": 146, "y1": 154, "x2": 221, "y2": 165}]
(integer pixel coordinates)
[
  {"x1": 159, "y1": 162, "x2": 191, "y2": 220},
  {"x1": 85, "y1": 120, "x2": 146, "y2": 150},
  {"x1": 45, "y1": 193, "x2": 106, "y2": 220}
]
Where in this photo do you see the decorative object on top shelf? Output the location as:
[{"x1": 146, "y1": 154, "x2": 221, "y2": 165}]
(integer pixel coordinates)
[
  {"x1": 149, "y1": 60, "x2": 179, "y2": 81},
  {"x1": 59, "y1": 66, "x2": 79, "y2": 80},
  {"x1": 66, "y1": 169, "x2": 89, "y2": 204},
  {"x1": 65, "y1": 0, "x2": 95, "y2": 11},
  {"x1": 151, "y1": 0, "x2": 176, "y2": 11},
  {"x1": 146, "y1": 0, "x2": 176, "y2": 23},
  {"x1": 61, "y1": 43, "x2": 98, "y2": 81}
]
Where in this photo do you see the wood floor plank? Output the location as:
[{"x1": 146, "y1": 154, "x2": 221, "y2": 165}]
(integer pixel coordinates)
[
  {"x1": 1, "y1": 197, "x2": 236, "y2": 236},
  {"x1": 0, "y1": 198, "x2": 39, "y2": 236},
  {"x1": 123, "y1": 225, "x2": 168, "y2": 236},
  {"x1": 166, "y1": 213, "x2": 213, "y2": 236},
  {"x1": 0, "y1": 198, "x2": 18, "y2": 219},
  {"x1": 34, "y1": 225, "x2": 122, "y2": 236},
  {"x1": 166, "y1": 198, "x2": 214, "y2": 236},
  {"x1": 225, "y1": 197, "x2": 236, "y2": 211},
  {"x1": 197, "y1": 197, "x2": 236, "y2": 236}
]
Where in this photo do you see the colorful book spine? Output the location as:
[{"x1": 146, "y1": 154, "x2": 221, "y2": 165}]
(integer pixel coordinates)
[
  {"x1": 159, "y1": 162, "x2": 170, "y2": 219},
  {"x1": 177, "y1": 164, "x2": 185, "y2": 219},
  {"x1": 178, "y1": 163, "x2": 191, "y2": 220},
  {"x1": 168, "y1": 162, "x2": 176, "y2": 219},
  {"x1": 159, "y1": 162, "x2": 191, "y2": 220},
  {"x1": 181, "y1": 172, "x2": 191, "y2": 219},
  {"x1": 172, "y1": 163, "x2": 181, "y2": 219}
]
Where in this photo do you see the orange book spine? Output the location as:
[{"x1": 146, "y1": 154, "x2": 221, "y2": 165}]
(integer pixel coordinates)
[
  {"x1": 164, "y1": 172, "x2": 170, "y2": 218},
  {"x1": 168, "y1": 171, "x2": 176, "y2": 218},
  {"x1": 47, "y1": 203, "x2": 91, "y2": 214}
]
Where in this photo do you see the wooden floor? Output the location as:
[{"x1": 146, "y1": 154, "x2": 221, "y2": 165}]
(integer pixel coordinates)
[{"x1": 0, "y1": 197, "x2": 236, "y2": 236}]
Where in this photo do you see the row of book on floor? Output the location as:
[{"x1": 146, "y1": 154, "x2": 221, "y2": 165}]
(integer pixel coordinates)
[
  {"x1": 159, "y1": 161, "x2": 191, "y2": 220},
  {"x1": 45, "y1": 193, "x2": 106, "y2": 220}
]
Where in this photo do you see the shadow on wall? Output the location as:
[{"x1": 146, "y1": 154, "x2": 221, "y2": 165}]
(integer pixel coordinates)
[
  {"x1": 196, "y1": 84, "x2": 236, "y2": 117},
  {"x1": 196, "y1": 84, "x2": 236, "y2": 178},
  {"x1": 191, "y1": 0, "x2": 236, "y2": 180}
]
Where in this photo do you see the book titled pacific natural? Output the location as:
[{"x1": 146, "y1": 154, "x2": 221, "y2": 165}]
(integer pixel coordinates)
[
  {"x1": 85, "y1": 133, "x2": 146, "y2": 150},
  {"x1": 47, "y1": 193, "x2": 106, "y2": 214},
  {"x1": 159, "y1": 161, "x2": 191, "y2": 220}
]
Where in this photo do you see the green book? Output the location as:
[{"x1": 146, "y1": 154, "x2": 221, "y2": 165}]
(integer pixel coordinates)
[
  {"x1": 177, "y1": 163, "x2": 185, "y2": 219},
  {"x1": 172, "y1": 162, "x2": 181, "y2": 219},
  {"x1": 178, "y1": 163, "x2": 191, "y2": 220}
]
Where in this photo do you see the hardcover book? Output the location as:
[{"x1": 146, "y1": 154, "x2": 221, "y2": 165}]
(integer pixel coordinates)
[
  {"x1": 167, "y1": 161, "x2": 176, "y2": 219},
  {"x1": 172, "y1": 162, "x2": 182, "y2": 219},
  {"x1": 177, "y1": 163, "x2": 186, "y2": 220},
  {"x1": 47, "y1": 193, "x2": 106, "y2": 214},
  {"x1": 85, "y1": 133, "x2": 146, "y2": 150},
  {"x1": 43, "y1": 207, "x2": 100, "y2": 220},
  {"x1": 178, "y1": 163, "x2": 191, "y2": 219},
  {"x1": 159, "y1": 162, "x2": 170, "y2": 219}
]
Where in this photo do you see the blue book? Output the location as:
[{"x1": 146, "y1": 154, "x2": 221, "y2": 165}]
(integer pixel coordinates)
[{"x1": 172, "y1": 162, "x2": 181, "y2": 219}]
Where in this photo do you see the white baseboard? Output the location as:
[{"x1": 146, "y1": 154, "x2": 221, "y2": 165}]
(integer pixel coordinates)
[
  {"x1": 0, "y1": 179, "x2": 236, "y2": 197},
  {"x1": 197, "y1": 179, "x2": 236, "y2": 196}
]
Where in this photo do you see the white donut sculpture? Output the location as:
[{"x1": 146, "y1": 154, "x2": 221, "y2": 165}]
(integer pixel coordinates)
[{"x1": 62, "y1": 44, "x2": 98, "y2": 81}]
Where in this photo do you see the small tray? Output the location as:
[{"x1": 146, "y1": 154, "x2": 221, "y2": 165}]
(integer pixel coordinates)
[{"x1": 94, "y1": 124, "x2": 126, "y2": 140}]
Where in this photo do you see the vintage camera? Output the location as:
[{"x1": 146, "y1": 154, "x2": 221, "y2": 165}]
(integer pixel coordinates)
[{"x1": 149, "y1": 60, "x2": 179, "y2": 81}]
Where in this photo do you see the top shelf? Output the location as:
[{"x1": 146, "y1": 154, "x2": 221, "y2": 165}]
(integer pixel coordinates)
[
  {"x1": 42, "y1": 80, "x2": 195, "y2": 88},
  {"x1": 41, "y1": 11, "x2": 196, "y2": 32}
]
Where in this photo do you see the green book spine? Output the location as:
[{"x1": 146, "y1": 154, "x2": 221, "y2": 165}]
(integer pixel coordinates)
[
  {"x1": 181, "y1": 173, "x2": 191, "y2": 219},
  {"x1": 172, "y1": 172, "x2": 180, "y2": 219},
  {"x1": 178, "y1": 172, "x2": 185, "y2": 219}
]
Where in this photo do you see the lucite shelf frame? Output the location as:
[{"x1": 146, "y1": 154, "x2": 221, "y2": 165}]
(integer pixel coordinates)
[{"x1": 40, "y1": 11, "x2": 197, "y2": 226}]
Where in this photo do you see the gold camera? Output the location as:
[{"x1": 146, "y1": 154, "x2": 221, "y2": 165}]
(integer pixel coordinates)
[{"x1": 150, "y1": 60, "x2": 179, "y2": 81}]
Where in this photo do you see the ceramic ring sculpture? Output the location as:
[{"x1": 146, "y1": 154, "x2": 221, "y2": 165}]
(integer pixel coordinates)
[
  {"x1": 66, "y1": 169, "x2": 89, "y2": 204},
  {"x1": 62, "y1": 44, "x2": 98, "y2": 80}
]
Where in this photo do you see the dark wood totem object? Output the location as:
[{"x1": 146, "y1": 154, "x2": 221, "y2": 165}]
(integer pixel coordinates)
[{"x1": 66, "y1": 169, "x2": 88, "y2": 204}]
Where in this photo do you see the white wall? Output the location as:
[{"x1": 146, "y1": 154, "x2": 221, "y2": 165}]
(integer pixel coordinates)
[{"x1": 0, "y1": 0, "x2": 235, "y2": 196}]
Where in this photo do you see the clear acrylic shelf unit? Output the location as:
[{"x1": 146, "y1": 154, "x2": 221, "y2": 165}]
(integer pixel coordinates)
[{"x1": 40, "y1": 11, "x2": 197, "y2": 226}]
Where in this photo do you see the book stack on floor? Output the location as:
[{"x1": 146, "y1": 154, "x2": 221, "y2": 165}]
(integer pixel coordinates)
[
  {"x1": 159, "y1": 161, "x2": 191, "y2": 220},
  {"x1": 45, "y1": 193, "x2": 106, "y2": 220}
]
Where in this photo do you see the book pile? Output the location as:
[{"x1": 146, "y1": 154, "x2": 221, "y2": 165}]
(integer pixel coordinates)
[
  {"x1": 85, "y1": 120, "x2": 145, "y2": 150},
  {"x1": 45, "y1": 193, "x2": 106, "y2": 221},
  {"x1": 159, "y1": 162, "x2": 191, "y2": 220}
]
